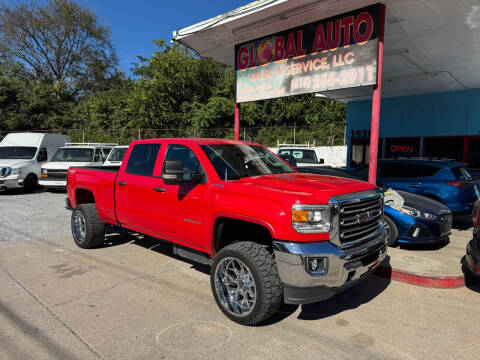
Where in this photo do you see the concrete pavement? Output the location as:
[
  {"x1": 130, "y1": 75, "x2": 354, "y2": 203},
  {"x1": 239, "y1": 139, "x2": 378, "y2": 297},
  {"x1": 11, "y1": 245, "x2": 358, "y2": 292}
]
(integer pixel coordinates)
[{"x1": 1, "y1": 189, "x2": 480, "y2": 359}]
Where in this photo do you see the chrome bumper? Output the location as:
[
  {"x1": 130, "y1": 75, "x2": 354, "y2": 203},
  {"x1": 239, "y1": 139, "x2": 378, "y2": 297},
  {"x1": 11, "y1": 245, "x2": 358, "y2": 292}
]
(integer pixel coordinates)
[
  {"x1": 0, "y1": 177, "x2": 24, "y2": 189},
  {"x1": 273, "y1": 225, "x2": 387, "y2": 304}
]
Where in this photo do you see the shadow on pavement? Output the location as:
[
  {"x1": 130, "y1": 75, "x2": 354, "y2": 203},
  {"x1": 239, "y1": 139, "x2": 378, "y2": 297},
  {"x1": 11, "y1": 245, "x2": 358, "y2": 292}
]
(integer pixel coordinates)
[
  {"x1": 0, "y1": 187, "x2": 45, "y2": 196},
  {"x1": 453, "y1": 215, "x2": 473, "y2": 230},
  {"x1": 263, "y1": 258, "x2": 392, "y2": 325}
]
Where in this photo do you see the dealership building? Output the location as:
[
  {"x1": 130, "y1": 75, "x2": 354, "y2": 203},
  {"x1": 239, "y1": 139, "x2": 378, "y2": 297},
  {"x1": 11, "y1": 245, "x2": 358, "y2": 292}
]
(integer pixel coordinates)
[{"x1": 173, "y1": 0, "x2": 480, "y2": 177}]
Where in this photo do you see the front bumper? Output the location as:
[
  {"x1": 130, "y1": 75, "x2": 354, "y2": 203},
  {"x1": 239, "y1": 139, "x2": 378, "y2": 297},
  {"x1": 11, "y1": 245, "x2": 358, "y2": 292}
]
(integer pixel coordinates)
[
  {"x1": 395, "y1": 212, "x2": 452, "y2": 245},
  {"x1": 273, "y1": 227, "x2": 387, "y2": 305},
  {"x1": 39, "y1": 179, "x2": 67, "y2": 187},
  {"x1": 0, "y1": 176, "x2": 24, "y2": 190}
]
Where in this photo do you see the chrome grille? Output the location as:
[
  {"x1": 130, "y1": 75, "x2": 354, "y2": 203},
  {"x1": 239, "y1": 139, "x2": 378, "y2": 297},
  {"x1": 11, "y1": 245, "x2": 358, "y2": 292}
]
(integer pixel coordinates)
[
  {"x1": 0, "y1": 167, "x2": 11, "y2": 178},
  {"x1": 46, "y1": 169, "x2": 68, "y2": 180},
  {"x1": 338, "y1": 194, "x2": 383, "y2": 247}
]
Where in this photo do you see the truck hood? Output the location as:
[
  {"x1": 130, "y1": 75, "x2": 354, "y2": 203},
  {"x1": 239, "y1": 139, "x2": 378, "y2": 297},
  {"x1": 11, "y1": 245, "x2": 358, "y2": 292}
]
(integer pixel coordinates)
[
  {"x1": 0, "y1": 159, "x2": 34, "y2": 168},
  {"x1": 236, "y1": 173, "x2": 376, "y2": 202},
  {"x1": 42, "y1": 161, "x2": 93, "y2": 170}
]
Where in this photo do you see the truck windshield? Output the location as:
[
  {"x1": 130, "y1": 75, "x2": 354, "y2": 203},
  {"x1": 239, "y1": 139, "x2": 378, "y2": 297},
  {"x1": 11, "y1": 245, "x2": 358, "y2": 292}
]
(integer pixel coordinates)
[
  {"x1": 201, "y1": 144, "x2": 294, "y2": 180},
  {"x1": 0, "y1": 146, "x2": 37, "y2": 159},
  {"x1": 107, "y1": 147, "x2": 127, "y2": 162},
  {"x1": 51, "y1": 148, "x2": 94, "y2": 162}
]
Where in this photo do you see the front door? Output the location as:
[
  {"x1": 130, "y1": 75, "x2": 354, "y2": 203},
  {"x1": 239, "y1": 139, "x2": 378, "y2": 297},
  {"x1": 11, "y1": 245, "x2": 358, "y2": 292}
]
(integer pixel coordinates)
[{"x1": 158, "y1": 144, "x2": 209, "y2": 250}]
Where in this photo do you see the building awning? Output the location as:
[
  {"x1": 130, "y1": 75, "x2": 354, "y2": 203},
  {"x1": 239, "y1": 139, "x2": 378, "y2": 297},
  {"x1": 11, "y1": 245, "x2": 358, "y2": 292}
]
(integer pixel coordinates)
[{"x1": 173, "y1": 0, "x2": 480, "y2": 101}]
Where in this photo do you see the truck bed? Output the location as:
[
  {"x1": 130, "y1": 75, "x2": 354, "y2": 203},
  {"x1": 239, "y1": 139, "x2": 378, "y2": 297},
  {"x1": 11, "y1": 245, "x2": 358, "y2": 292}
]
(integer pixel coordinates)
[{"x1": 68, "y1": 166, "x2": 119, "y2": 224}]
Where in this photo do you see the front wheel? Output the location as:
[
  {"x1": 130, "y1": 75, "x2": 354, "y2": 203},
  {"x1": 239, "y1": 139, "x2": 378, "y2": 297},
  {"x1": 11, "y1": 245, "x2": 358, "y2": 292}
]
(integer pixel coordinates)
[
  {"x1": 383, "y1": 215, "x2": 399, "y2": 246},
  {"x1": 210, "y1": 241, "x2": 283, "y2": 325},
  {"x1": 71, "y1": 204, "x2": 105, "y2": 249}
]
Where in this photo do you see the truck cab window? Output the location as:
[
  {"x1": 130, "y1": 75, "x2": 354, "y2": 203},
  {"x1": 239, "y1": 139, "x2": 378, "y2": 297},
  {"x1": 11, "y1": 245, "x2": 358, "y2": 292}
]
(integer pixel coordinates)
[
  {"x1": 125, "y1": 144, "x2": 161, "y2": 176},
  {"x1": 163, "y1": 144, "x2": 204, "y2": 181}
]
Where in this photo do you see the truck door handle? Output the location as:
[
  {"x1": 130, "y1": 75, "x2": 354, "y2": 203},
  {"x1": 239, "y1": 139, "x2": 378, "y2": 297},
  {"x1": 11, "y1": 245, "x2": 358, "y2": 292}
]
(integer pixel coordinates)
[
  {"x1": 409, "y1": 183, "x2": 421, "y2": 188},
  {"x1": 154, "y1": 187, "x2": 165, "y2": 193},
  {"x1": 117, "y1": 181, "x2": 126, "y2": 186}
]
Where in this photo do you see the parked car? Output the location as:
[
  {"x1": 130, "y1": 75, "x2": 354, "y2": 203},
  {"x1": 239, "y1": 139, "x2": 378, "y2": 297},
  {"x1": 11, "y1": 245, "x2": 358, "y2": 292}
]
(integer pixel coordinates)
[
  {"x1": 0, "y1": 132, "x2": 69, "y2": 192},
  {"x1": 67, "y1": 139, "x2": 387, "y2": 325},
  {"x1": 292, "y1": 163, "x2": 452, "y2": 246},
  {"x1": 39, "y1": 143, "x2": 116, "y2": 189},
  {"x1": 354, "y1": 158, "x2": 480, "y2": 215},
  {"x1": 103, "y1": 145, "x2": 128, "y2": 166},
  {"x1": 276, "y1": 144, "x2": 324, "y2": 167},
  {"x1": 465, "y1": 200, "x2": 480, "y2": 281}
]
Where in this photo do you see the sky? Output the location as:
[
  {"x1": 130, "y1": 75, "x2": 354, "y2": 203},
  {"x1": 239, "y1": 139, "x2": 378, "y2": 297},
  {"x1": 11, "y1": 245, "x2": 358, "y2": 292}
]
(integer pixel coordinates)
[{"x1": 73, "y1": 0, "x2": 251, "y2": 75}]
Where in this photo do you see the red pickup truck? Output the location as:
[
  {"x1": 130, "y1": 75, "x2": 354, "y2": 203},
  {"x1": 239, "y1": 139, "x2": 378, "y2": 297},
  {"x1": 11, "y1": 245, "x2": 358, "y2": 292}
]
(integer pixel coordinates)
[{"x1": 67, "y1": 138, "x2": 387, "y2": 325}]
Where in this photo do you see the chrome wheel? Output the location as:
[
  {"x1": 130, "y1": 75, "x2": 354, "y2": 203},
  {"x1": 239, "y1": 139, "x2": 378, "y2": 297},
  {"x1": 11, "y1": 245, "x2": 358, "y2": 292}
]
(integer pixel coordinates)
[
  {"x1": 214, "y1": 257, "x2": 256, "y2": 317},
  {"x1": 72, "y1": 210, "x2": 87, "y2": 244}
]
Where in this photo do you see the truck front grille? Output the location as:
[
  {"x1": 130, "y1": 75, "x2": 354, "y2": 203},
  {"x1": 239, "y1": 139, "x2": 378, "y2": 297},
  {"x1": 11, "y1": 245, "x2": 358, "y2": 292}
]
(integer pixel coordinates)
[
  {"x1": 47, "y1": 170, "x2": 68, "y2": 180},
  {"x1": 0, "y1": 167, "x2": 11, "y2": 178},
  {"x1": 338, "y1": 195, "x2": 383, "y2": 247}
]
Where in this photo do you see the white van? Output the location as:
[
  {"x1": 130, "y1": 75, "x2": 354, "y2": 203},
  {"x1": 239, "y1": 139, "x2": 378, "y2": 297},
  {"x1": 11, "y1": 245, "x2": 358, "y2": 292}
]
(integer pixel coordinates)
[
  {"x1": 40, "y1": 143, "x2": 116, "y2": 189},
  {"x1": 103, "y1": 145, "x2": 128, "y2": 166},
  {"x1": 0, "y1": 133, "x2": 70, "y2": 191}
]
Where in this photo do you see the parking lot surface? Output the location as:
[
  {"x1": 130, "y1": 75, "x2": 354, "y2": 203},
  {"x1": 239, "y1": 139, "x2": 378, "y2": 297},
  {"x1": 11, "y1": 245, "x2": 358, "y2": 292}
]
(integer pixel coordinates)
[{"x1": 1, "y1": 190, "x2": 480, "y2": 360}]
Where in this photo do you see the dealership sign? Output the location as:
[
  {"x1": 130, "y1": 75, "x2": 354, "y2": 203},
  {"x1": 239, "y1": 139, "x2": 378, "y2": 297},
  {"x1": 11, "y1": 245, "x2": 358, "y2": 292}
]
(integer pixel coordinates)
[{"x1": 235, "y1": 4, "x2": 381, "y2": 103}]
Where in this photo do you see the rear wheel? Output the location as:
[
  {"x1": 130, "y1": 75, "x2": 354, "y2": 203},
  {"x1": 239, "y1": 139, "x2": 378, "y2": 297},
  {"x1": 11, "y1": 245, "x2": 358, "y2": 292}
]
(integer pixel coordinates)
[
  {"x1": 383, "y1": 215, "x2": 398, "y2": 246},
  {"x1": 211, "y1": 241, "x2": 283, "y2": 325},
  {"x1": 71, "y1": 204, "x2": 105, "y2": 249}
]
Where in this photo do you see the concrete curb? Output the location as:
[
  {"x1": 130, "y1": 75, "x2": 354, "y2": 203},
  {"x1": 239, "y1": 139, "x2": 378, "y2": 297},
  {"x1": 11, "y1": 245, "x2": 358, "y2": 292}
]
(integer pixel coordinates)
[{"x1": 374, "y1": 264, "x2": 465, "y2": 288}]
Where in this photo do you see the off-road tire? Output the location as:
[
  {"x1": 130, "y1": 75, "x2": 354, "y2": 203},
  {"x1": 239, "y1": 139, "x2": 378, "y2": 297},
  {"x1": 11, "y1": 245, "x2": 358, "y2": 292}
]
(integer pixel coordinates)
[
  {"x1": 71, "y1": 203, "x2": 105, "y2": 249},
  {"x1": 383, "y1": 215, "x2": 399, "y2": 246},
  {"x1": 211, "y1": 241, "x2": 283, "y2": 325}
]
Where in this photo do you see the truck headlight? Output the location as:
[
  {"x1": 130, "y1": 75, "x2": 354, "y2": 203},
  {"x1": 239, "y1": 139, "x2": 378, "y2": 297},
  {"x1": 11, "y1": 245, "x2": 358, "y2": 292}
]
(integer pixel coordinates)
[
  {"x1": 41, "y1": 169, "x2": 48, "y2": 178},
  {"x1": 292, "y1": 204, "x2": 330, "y2": 233},
  {"x1": 400, "y1": 205, "x2": 436, "y2": 220},
  {"x1": 11, "y1": 168, "x2": 22, "y2": 175}
]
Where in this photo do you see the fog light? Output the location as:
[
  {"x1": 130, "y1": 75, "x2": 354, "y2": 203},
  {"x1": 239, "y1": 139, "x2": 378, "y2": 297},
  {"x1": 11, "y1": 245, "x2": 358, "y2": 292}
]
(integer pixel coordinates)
[
  {"x1": 306, "y1": 257, "x2": 328, "y2": 275},
  {"x1": 412, "y1": 227, "x2": 420, "y2": 237}
]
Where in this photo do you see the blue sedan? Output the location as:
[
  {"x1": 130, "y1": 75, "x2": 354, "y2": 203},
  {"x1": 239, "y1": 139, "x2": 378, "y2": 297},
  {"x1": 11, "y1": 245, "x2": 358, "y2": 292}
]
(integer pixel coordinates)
[{"x1": 292, "y1": 163, "x2": 452, "y2": 246}]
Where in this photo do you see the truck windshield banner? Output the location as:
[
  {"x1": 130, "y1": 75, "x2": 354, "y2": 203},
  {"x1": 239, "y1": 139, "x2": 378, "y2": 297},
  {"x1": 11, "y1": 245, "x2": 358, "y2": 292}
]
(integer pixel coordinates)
[{"x1": 235, "y1": 4, "x2": 381, "y2": 103}]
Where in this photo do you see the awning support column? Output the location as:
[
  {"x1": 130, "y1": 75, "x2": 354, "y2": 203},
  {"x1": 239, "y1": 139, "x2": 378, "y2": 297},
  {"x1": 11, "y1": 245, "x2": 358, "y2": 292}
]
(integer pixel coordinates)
[
  {"x1": 234, "y1": 103, "x2": 240, "y2": 140},
  {"x1": 368, "y1": 4, "x2": 386, "y2": 185}
]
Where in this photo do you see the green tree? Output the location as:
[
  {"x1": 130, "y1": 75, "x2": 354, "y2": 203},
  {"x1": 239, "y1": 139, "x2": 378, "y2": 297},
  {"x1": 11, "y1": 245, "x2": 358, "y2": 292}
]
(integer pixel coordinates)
[{"x1": 0, "y1": 0, "x2": 120, "y2": 98}]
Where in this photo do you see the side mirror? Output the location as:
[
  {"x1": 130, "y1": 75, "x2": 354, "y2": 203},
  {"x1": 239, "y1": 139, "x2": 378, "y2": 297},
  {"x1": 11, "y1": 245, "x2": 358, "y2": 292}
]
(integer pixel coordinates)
[
  {"x1": 318, "y1": 158, "x2": 324, "y2": 164},
  {"x1": 162, "y1": 160, "x2": 183, "y2": 185}
]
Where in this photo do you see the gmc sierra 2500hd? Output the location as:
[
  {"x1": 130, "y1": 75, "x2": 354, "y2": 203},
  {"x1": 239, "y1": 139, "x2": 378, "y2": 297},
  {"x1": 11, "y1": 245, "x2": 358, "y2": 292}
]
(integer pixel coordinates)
[{"x1": 67, "y1": 138, "x2": 387, "y2": 325}]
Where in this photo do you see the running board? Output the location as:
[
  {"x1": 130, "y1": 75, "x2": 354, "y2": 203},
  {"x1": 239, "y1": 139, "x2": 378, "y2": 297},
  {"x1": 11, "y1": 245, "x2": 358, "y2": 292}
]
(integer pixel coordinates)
[{"x1": 173, "y1": 244, "x2": 212, "y2": 265}]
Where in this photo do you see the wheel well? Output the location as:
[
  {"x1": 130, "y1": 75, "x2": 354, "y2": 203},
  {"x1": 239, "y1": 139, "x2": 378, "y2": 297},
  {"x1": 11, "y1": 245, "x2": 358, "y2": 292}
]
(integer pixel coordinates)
[
  {"x1": 76, "y1": 189, "x2": 94, "y2": 205},
  {"x1": 213, "y1": 217, "x2": 273, "y2": 253}
]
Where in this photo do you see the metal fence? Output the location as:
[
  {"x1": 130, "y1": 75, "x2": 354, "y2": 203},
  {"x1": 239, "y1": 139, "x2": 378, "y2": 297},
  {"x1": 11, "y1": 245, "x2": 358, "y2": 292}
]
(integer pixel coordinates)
[{"x1": 0, "y1": 124, "x2": 346, "y2": 147}]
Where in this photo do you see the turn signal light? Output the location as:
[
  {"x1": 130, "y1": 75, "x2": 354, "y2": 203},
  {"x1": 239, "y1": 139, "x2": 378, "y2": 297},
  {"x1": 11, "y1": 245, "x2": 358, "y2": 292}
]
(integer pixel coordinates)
[{"x1": 292, "y1": 209, "x2": 309, "y2": 222}]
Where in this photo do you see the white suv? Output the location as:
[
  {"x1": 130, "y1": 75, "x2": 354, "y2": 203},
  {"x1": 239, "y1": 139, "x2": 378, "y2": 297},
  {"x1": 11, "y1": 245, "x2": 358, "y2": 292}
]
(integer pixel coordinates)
[{"x1": 39, "y1": 143, "x2": 116, "y2": 189}]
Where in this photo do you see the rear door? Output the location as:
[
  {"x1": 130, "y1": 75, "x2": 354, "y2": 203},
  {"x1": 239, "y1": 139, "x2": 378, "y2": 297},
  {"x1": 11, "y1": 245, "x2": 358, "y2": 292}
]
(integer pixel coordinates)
[{"x1": 115, "y1": 143, "x2": 165, "y2": 235}]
